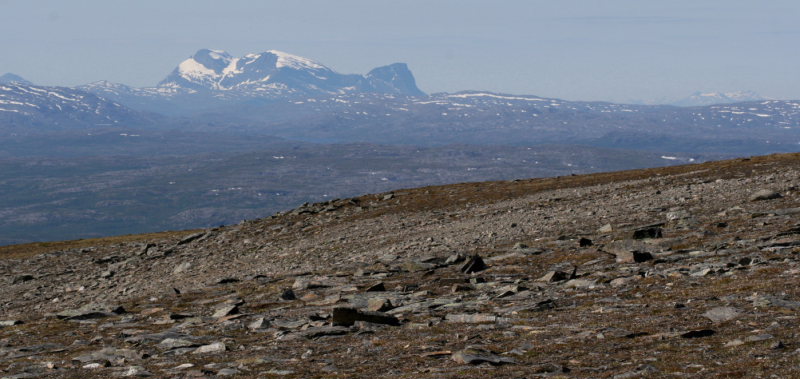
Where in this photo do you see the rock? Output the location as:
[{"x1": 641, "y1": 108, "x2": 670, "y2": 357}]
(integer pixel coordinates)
[
  {"x1": 177, "y1": 232, "x2": 206, "y2": 245},
  {"x1": 12, "y1": 274, "x2": 34, "y2": 284},
  {"x1": 451, "y1": 348, "x2": 516, "y2": 365},
  {"x1": 296, "y1": 326, "x2": 351, "y2": 339},
  {"x1": 579, "y1": 237, "x2": 593, "y2": 247},
  {"x1": 445, "y1": 313, "x2": 497, "y2": 323},
  {"x1": 280, "y1": 289, "x2": 296, "y2": 300},
  {"x1": 217, "y1": 368, "x2": 241, "y2": 376},
  {"x1": 445, "y1": 253, "x2": 466, "y2": 265},
  {"x1": 55, "y1": 303, "x2": 126, "y2": 320},
  {"x1": 750, "y1": 189, "x2": 782, "y2": 201},
  {"x1": 564, "y1": 279, "x2": 600, "y2": 289},
  {"x1": 611, "y1": 250, "x2": 653, "y2": 264},
  {"x1": 702, "y1": 307, "x2": 741, "y2": 323},
  {"x1": 633, "y1": 226, "x2": 663, "y2": 239},
  {"x1": 331, "y1": 307, "x2": 400, "y2": 326},
  {"x1": 123, "y1": 366, "x2": 153, "y2": 377},
  {"x1": 192, "y1": 342, "x2": 226, "y2": 354},
  {"x1": 460, "y1": 255, "x2": 488, "y2": 274},
  {"x1": 173, "y1": 262, "x2": 192, "y2": 274},
  {"x1": 745, "y1": 334, "x2": 774, "y2": 343},
  {"x1": 680, "y1": 329, "x2": 716, "y2": 338},
  {"x1": 0, "y1": 320, "x2": 23, "y2": 327},
  {"x1": 367, "y1": 298, "x2": 394, "y2": 312},
  {"x1": 597, "y1": 224, "x2": 614, "y2": 233},
  {"x1": 158, "y1": 338, "x2": 199, "y2": 350},
  {"x1": 403, "y1": 260, "x2": 437, "y2": 272},
  {"x1": 73, "y1": 348, "x2": 143, "y2": 365},
  {"x1": 365, "y1": 282, "x2": 385, "y2": 292},
  {"x1": 100, "y1": 270, "x2": 114, "y2": 278},
  {"x1": 247, "y1": 317, "x2": 270, "y2": 330},
  {"x1": 537, "y1": 271, "x2": 569, "y2": 283},
  {"x1": 212, "y1": 304, "x2": 239, "y2": 319}
]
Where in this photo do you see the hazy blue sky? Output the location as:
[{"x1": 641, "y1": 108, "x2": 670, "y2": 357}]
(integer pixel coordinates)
[{"x1": 1, "y1": 0, "x2": 798, "y2": 103}]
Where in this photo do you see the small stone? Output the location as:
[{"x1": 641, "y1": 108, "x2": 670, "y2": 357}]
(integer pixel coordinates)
[
  {"x1": 365, "y1": 282, "x2": 385, "y2": 292},
  {"x1": 12, "y1": 274, "x2": 35, "y2": 284},
  {"x1": 702, "y1": 307, "x2": 741, "y2": 323},
  {"x1": 0, "y1": 320, "x2": 24, "y2": 327},
  {"x1": 460, "y1": 255, "x2": 488, "y2": 274},
  {"x1": 173, "y1": 262, "x2": 192, "y2": 274},
  {"x1": 597, "y1": 224, "x2": 614, "y2": 233},
  {"x1": 579, "y1": 238, "x2": 593, "y2": 247},
  {"x1": 332, "y1": 307, "x2": 400, "y2": 326},
  {"x1": 212, "y1": 304, "x2": 239, "y2": 319},
  {"x1": 633, "y1": 226, "x2": 663, "y2": 239},
  {"x1": 451, "y1": 348, "x2": 516, "y2": 365},
  {"x1": 247, "y1": 317, "x2": 270, "y2": 330},
  {"x1": 280, "y1": 289, "x2": 296, "y2": 300},
  {"x1": 217, "y1": 368, "x2": 240, "y2": 376},
  {"x1": 744, "y1": 334, "x2": 773, "y2": 343},
  {"x1": 123, "y1": 366, "x2": 153, "y2": 377},
  {"x1": 681, "y1": 329, "x2": 715, "y2": 338},
  {"x1": 100, "y1": 270, "x2": 114, "y2": 279},
  {"x1": 445, "y1": 313, "x2": 497, "y2": 323},
  {"x1": 537, "y1": 271, "x2": 569, "y2": 283},
  {"x1": 192, "y1": 342, "x2": 226, "y2": 354},
  {"x1": 158, "y1": 338, "x2": 198, "y2": 350},
  {"x1": 750, "y1": 189, "x2": 782, "y2": 201},
  {"x1": 612, "y1": 250, "x2": 653, "y2": 264},
  {"x1": 445, "y1": 253, "x2": 466, "y2": 265},
  {"x1": 367, "y1": 298, "x2": 393, "y2": 312}
]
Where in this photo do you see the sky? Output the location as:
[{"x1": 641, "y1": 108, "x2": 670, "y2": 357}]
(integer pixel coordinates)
[{"x1": 0, "y1": 0, "x2": 798, "y2": 103}]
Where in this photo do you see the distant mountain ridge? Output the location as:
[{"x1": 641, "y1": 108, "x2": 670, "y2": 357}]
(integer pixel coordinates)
[
  {"x1": 671, "y1": 90, "x2": 765, "y2": 107},
  {"x1": 0, "y1": 73, "x2": 32, "y2": 85}
]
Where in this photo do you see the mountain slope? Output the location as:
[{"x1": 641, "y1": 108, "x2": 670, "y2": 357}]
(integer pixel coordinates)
[
  {"x1": 0, "y1": 82, "x2": 154, "y2": 131},
  {"x1": 1, "y1": 153, "x2": 799, "y2": 377},
  {"x1": 0, "y1": 73, "x2": 32, "y2": 85}
]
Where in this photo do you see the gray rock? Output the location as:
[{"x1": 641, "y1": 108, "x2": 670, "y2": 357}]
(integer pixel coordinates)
[
  {"x1": 451, "y1": 348, "x2": 516, "y2": 365},
  {"x1": 0, "y1": 320, "x2": 23, "y2": 327},
  {"x1": 11, "y1": 274, "x2": 34, "y2": 284},
  {"x1": 702, "y1": 307, "x2": 741, "y2": 323},
  {"x1": 460, "y1": 255, "x2": 488, "y2": 274},
  {"x1": 217, "y1": 368, "x2": 241, "y2": 376},
  {"x1": 158, "y1": 338, "x2": 199, "y2": 350},
  {"x1": 445, "y1": 313, "x2": 497, "y2": 323},
  {"x1": 750, "y1": 189, "x2": 782, "y2": 201},
  {"x1": 192, "y1": 342, "x2": 226, "y2": 354},
  {"x1": 332, "y1": 307, "x2": 400, "y2": 326},
  {"x1": 54, "y1": 303, "x2": 125, "y2": 320},
  {"x1": 123, "y1": 366, "x2": 153, "y2": 377},
  {"x1": 537, "y1": 271, "x2": 569, "y2": 282},
  {"x1": 247, "y1": 317, "x2": 270, "y2": 330},
  {"x1": 173, "y1": 262, "x2": 192, "y2": 274},
  {"x1": 632, "y1": 226, "x2": 663, "y2": 239},
  {"x1": 296, "y1": 326, "x2": 351, "y2": 339},
  {"x1": 212, "y1": 304, "x2": 239, "y2": 319}
]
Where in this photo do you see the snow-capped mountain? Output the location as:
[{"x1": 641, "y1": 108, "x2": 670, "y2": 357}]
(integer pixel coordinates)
[
  {"x1": 157, "y1": 49, "x2": 423, "y2": 97},
  {"x1": 0, "y1": 82, "x2": 152, "y2": 130},
  {"x1": 672, "y1": 91, "x2": 765, "y2": 107},
  {"x1": 0, "y1": 73, "x2": 32, "y2": 85},
  {"x1": 78, "y1": 49, "x2": 425, "y2": 114}
]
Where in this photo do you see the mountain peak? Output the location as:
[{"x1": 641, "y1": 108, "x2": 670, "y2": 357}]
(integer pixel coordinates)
[
  {"x1": 157, "y1": 49, "x2": 424, "y2": 97},
  {"x1": 367, "y1": 63, "x2": 425, "y2": 97},
  {"x1": 0, "y1": 73, "x2": 32, "y2": 85}
]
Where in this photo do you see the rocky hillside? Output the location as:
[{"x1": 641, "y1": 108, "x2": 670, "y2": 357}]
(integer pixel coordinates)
[{"x1": 1, "y1": 153, "x2": 800, "y2": 377}]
